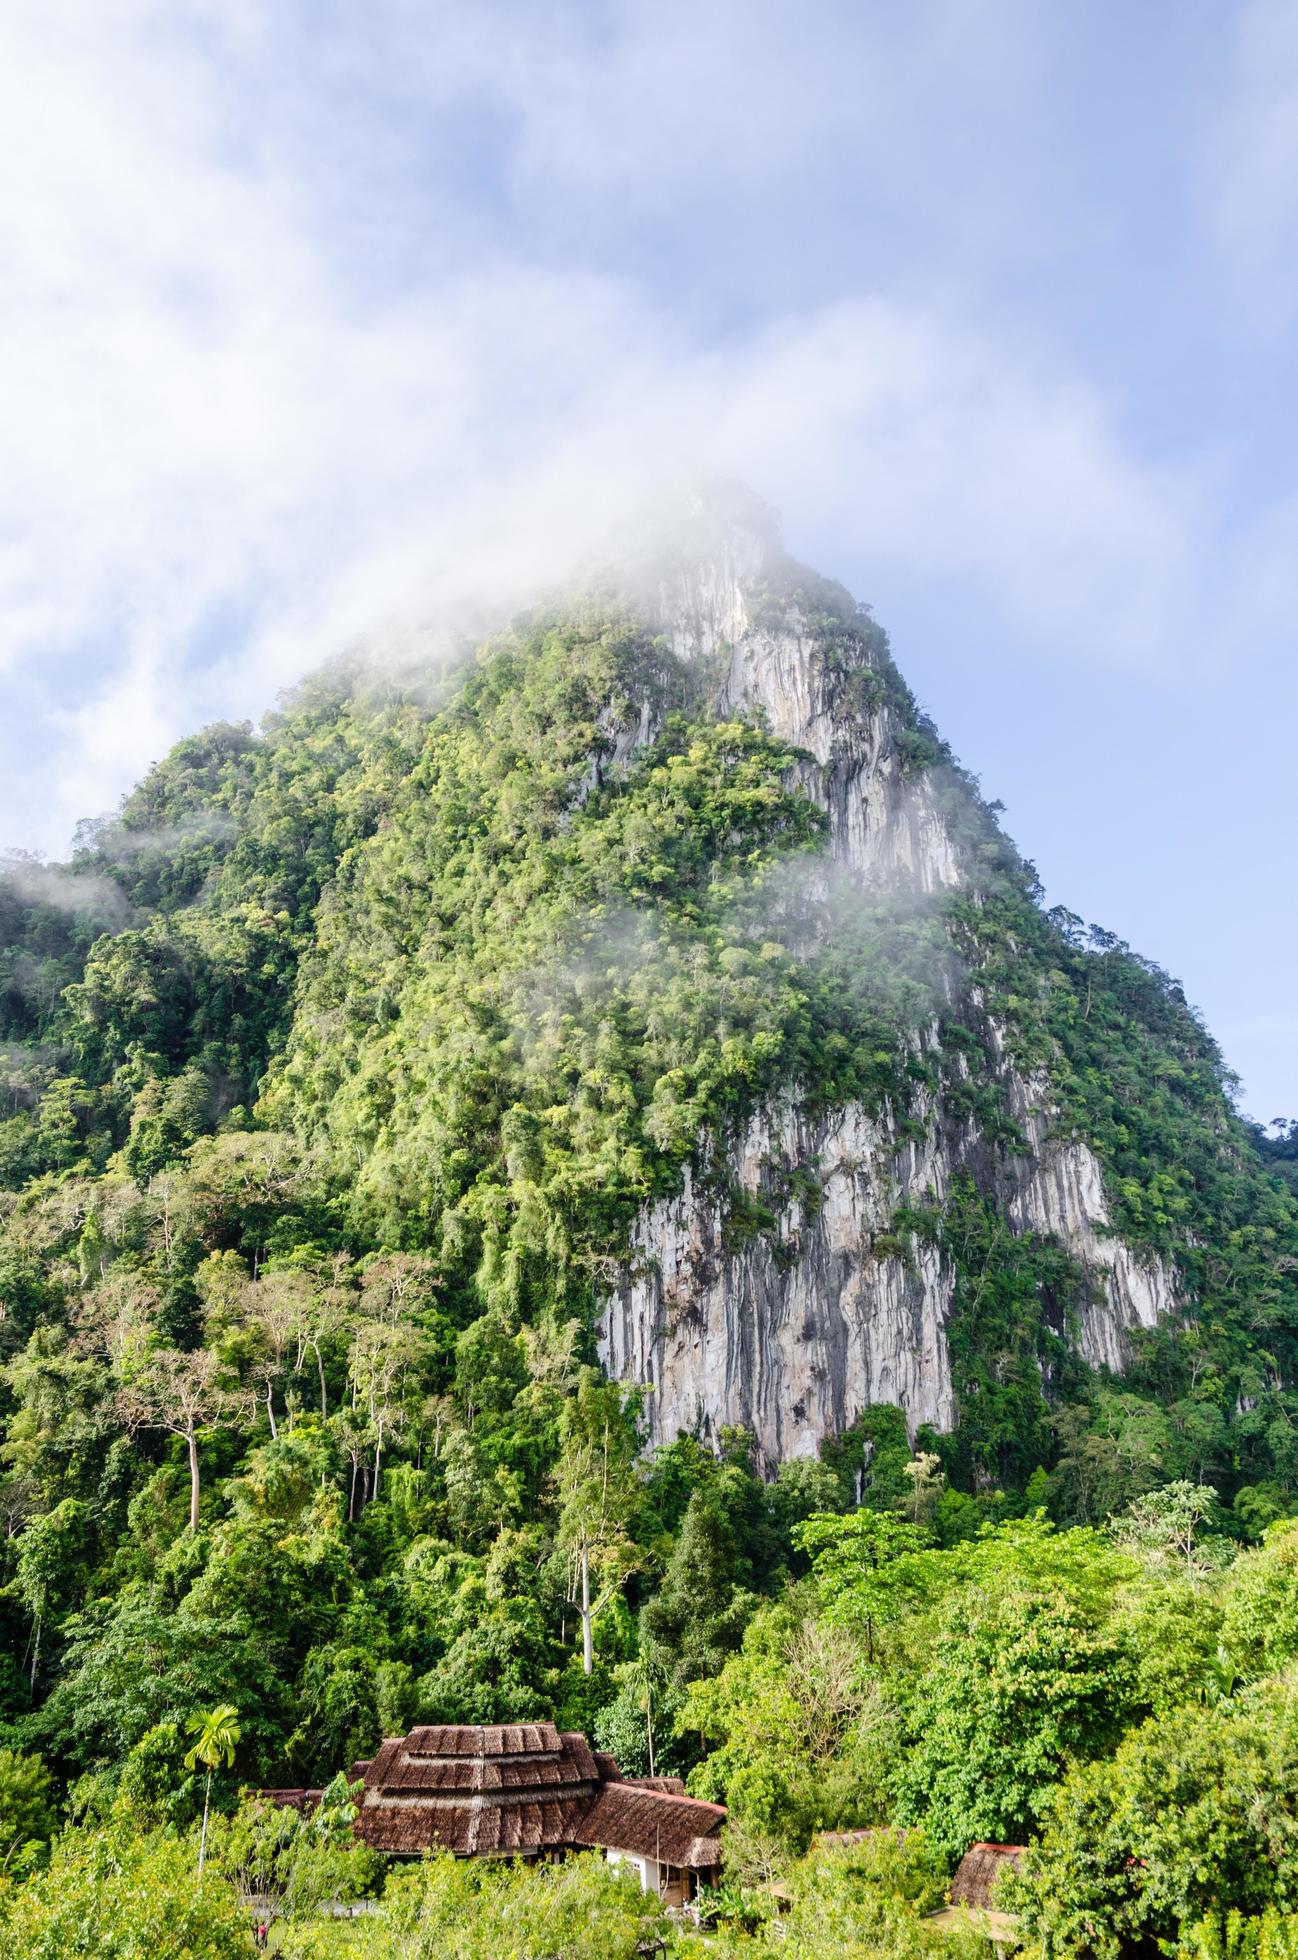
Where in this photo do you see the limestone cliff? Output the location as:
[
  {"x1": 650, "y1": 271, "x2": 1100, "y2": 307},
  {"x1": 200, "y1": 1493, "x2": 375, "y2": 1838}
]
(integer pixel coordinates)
[{"x1": 595, "y1": 512, "x2": 1176, "y2": 1460}]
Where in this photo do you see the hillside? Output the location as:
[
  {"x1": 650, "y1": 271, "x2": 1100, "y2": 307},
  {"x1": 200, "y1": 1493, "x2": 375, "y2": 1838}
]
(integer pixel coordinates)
[
  {"x1": 2, "y1": 489, "x2": 1298, "y2": 1908},
  {"x1": 5, "y1": 492, "x2": 1293, "y2": 1484}
]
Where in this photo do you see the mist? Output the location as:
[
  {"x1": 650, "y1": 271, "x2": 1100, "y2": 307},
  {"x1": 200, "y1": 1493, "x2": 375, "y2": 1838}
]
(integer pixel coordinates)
[
  {"x1": 0, "y1": 3, "x2": 1236, "y2": 869},
  {"x1": 1, "y1": 1, "x2": 1296, "y2": 1111},
  {"x1": 0, "y1": 850, "x2": 134, "y2": 932}
]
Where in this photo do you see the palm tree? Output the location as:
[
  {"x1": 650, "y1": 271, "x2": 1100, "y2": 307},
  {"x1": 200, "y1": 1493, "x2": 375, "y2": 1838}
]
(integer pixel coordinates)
[
  {"x1": 184, "y1": 1702, "x2": 241, "y2": 1878},
  {"x1": 627, "y1": 1651, "x2": 663, "y2": 1777}
]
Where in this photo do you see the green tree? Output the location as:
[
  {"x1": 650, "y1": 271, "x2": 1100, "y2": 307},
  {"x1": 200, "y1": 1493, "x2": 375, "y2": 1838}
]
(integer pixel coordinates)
[
  {"x1": 117, "y1": 1720, "x2": 199, "y2": 1829},
  {"x1": 554, "y1": 1370, "x2": 641, "y2": 1674},
  {"x1": 373, "y1": 1848, "x2": 671, "y2": 1960},
  {"x1": 0, "y1": 1749, "x2": 56, "y2": 1877},
  {"x1": 892, "y1": 1591, "x2": 1136, "y2": 1859},
  {"x1": 0, "y1": 1822, "x2": 251, "y2": 1957},
  {"x1": 681, "y1": 1597, "x2": 897, "y2": 1849},
  {"x1": 184, "y1": 1702, "x2": 241, "y2": 1877},
  {"x1": 641, "y1": 1483, "x2": 756, "y2": 1694},
  {"x1": 596, "y1": 1648, "x2": 666, "y2": 1779},
  {"x1": 1117, "y1": 1480, "x2": 1224, "y2": 1576},
  {"x1": 215, "y1": 1772, "x2": 378, "y2": 1939},
  {"x1": 1016, "y1": 1687, "x2": 1298, "y2": 1960},
  {"x1": 688, "y1": 1835, "x2": 970, "y2": 1960},
  {"x1": 290, "y1": 1644, "x2": 380, "y2": 1786},
  {"x1": 32, "y1": 1593, "x2": 287, "y2": 1781},
  {"x1": 14, "y1": 1497, "x2": 88, "y2": 1692},
  {"x1": 1221, "y1": 1519, "x2": 1298, "y2": 1679},
  {"x1": 795, "y1": 1508, "x2": 926, "y2": 1660}
]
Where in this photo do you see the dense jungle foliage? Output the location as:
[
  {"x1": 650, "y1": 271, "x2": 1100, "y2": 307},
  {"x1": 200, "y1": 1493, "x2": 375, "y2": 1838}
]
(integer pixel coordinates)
[{"x1": 2, "y1": 534, "x2": 1298, "y2": 1953}]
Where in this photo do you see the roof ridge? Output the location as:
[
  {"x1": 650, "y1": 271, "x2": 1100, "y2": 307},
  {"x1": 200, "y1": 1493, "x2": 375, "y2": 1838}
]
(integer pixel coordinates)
[{"x1": 624, "y1": 1786, "x2": 725, "y2": 1815}]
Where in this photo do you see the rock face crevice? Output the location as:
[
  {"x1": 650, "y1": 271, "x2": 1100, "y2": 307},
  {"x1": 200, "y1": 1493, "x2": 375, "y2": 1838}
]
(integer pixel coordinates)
[
  {"x1": 657, "y1": 526, "x2": 964, "y2": 893},
  {"x1": 600, "y1": 1099, "x2": 959, "y2": 1463},
  {"x1": 594, "y1": 517, "x2": 1176, "y2": 1461},
  {"x1": 597, "y1": 1074, "x2": 1175, "y2": 1465}
]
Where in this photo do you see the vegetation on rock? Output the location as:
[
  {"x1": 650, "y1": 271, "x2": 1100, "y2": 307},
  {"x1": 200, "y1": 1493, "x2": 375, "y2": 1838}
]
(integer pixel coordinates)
[{"x1": 2, "y1": 519, "x2": 1297, "y2": 1952}]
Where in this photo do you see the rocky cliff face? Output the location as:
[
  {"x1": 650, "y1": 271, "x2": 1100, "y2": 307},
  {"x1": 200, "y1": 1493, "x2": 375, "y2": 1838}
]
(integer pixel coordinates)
[
  {"x1": 656, "y1": 521, "x2": 963, "y2": 893},
  {"x1": 598, "y1": 1063, "x2": 1175, "y2": 1464},
  {"x1": 594, "y1": 521, "x2": 1176, "y2": 1461}
]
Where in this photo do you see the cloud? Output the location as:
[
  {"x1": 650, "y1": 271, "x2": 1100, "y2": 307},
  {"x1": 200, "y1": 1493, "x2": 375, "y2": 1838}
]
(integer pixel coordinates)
[
  {"x1": 0, "y1": 851, "x2": 133, "y2": 930},
  {"x1": 0, "y1": 0, "x2": 1260, "y2": 861}
]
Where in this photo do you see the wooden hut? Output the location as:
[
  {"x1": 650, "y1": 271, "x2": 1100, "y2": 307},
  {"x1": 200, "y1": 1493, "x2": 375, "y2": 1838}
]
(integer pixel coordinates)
[
  {"x1": 572, "y1": 1775, "x2": 725, "y2": 1904},
  {"x1": 347, "y1": 1723, "x2": 598, "y2": 1861},
  {"x1": 948, "y1": 1843, "x2": 1025, "y2": 1908},
  {"x1": 926, "y1": 1842, "x2": 1025, "y2": 1952},
  {"x1": 324, "y1": 1721, "x2": 723, "y2": 1901}
]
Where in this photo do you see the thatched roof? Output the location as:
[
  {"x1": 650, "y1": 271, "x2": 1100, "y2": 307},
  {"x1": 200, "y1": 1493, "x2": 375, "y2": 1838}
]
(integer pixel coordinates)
[
  {"x1": 259, "y1": 1788, "x2": 322, "y2": 1811},
  {"x1": 571, "y1": 1783, "x2": 725, "y2": 1868},
  {"x1": 949, "y1": 1844, "x2": 1026, "y2": 1909},
  {"x1": 342, "y1": 1721, "x2": 725, "y2": 1868},
  {"x1": 812, "y1": 1826, "x2": 909, "y2": 1852},
  {"x1": 353, "y1": 1724, "x2": 602, "y2": 1859}
]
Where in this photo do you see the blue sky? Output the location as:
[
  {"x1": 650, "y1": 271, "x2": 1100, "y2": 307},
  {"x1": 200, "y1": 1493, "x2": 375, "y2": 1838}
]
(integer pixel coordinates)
[{"x1": 0, "y1": 1, "x2": 1295, "y2": 1116}]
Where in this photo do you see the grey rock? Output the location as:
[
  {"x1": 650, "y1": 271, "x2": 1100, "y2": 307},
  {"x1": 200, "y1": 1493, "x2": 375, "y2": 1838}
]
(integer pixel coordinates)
[{"x1": 595, "y1": 520, "x2": 1175, "y2": 1460}]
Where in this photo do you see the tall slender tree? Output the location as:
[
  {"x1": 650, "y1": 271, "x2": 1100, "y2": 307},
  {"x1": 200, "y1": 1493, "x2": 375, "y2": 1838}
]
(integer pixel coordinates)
[
  {"x1": 554, "y1": 1371, "x2": 640, "y2": 1675},
  {"x1": 116, "y1": 1348, "x2": 232, "y2": 1534},
  {"x1": 184, "y1": 1703, "x2": 241, "y2": 1878}
]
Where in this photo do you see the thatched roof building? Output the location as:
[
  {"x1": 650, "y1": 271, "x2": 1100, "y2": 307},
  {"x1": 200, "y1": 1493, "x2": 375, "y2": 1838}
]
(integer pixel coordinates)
[
  {"x1": 572, "y1": 1780, "x2": 725, "y2": 1871},
  {"x1": 810, "y1": 1826, "x2": 909, "y2": 1852},
  {"x1": 306, "y1": 1721, "x2": 725, "y2": 1903},
  {"x1": 948, "y1": 1843, "x2": 1025, "y2": 1909},
  {"x1": 924, "y1": 1843, "x2": 1025, "y2": 1953},
  {"x1": 348, "y1": 1723, "x2": 599, "y2": 1860}
]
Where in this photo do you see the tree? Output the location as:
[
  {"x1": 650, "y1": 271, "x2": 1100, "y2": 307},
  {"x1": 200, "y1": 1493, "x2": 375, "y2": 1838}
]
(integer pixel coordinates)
[
  {"x1": 300, "y1": 1251, "x2": 356, "y2": 1419},
  {"x1": 215, "y1": 1772, "x2": 378, "y2": 1938},
  {"x1": 1016, "y1": 1687, "x2": 1298, "y2": 1960},
  {"x1": 1118, "y1": 1481, "x2": 1223, "y2": 1576},
  {"x1": 348, "y1": 1317, "x2": 428, "y2": 1506},
  {"x1": 901, "y1": 1451, "x2": 945, "y2": 1529},
  {"x1": 121, "y1": 1064, "x2": 212, "y2": 1181},
  {"x1": 1, "y1": 1325, "x2": 106, "y2": 1491},
  {"x1": 117, "y1": 1720, "x2": 200, "y2": 1829},
  {"x1": 0, "y1": 1749, "x2": 55, "y2": 1876},
  {"x1": 375, "y1": 1846, "x2": 671, "y2": 1960},
  {"x1": 620, "y1": 1649, "x2": 663, "y2": 1778},
  {"x1": 33, "y1": 1075, "x2": 95, "y2": 1172},
  {"x1": 892, "y1": 1590, "x2": 1137, "y2": 1860},
  {"x1": 681, "y1": 1598, "x2": 897, "y2": 1849},
  {"x1": 796, "y1": 1508, "x2": 927, "y2": 1660},
  {"x1": 115, "y1": 1346, "x2": 232, "y2": 1532},
  {"x1": 29, "y1": 1594, "x2": 286, "y2": 1781},
  {"x1": 554, "y1": 1371, "x2": 641, "y2": 1674},
  {"x1": 0, "y1": 1822, "x2": 251, "y2": 1957},
  {"x1": 74, "y1": 1270, "x2": 161, "y2": 1379},
  {"x1": 640, "y1": 1482, "x2": 756, "y2": 1694},
  {"x1": 1221, "y1": 1519, "x2": 1298, "y2": 1679},
  {"x1": 15, "y1": 1497, "x2": 88, "y2": 1692},
  {"x1": 238, "y1": 1269, "x2": 309, "y2": 1440},
  {"x1": 289, "y1": 1643, "x2": 380, "y2": 1786},
  {"x1": 801, "y1": 1512, "x2": 1134, "y2": 1658},
  {"x1": 184, "y1": 1702, "x2": 241, "y2": 1878},
  {"x1": 711, "y1": 1835, "x2": 955, "y2": 1960}
]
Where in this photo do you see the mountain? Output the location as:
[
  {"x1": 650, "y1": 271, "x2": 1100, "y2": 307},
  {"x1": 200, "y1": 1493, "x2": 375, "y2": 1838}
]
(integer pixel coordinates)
[
  {"x1": 6, "y1": 482, "x2": 1298, "y2": 1943},
  {"x1": 2, "y1": 485, "x2": 1295, "y2": 1518}
]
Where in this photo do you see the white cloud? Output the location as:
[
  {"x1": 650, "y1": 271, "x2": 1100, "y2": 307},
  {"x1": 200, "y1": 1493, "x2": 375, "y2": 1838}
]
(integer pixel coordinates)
[{"x1": 0, "y1": 0, "x2": 1247, "y2": 857}]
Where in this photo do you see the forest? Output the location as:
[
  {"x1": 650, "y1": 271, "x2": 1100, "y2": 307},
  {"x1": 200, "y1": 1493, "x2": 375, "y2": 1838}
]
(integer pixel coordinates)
[{"x1": 2, "y1": 553, "x2": 1298, "y2": 1955}]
